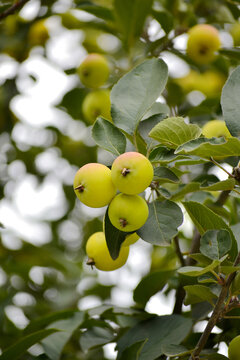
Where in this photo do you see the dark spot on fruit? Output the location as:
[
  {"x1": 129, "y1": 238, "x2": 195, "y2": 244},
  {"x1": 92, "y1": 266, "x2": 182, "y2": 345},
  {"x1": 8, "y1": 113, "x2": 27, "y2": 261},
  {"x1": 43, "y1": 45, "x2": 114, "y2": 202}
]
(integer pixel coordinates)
[
  {"x1": 121, "y1": 168, "x2": 131, "y2": 176},
  {"x1": 119, "y1": 218, "x2": 128, "y2": 227},
  {"x1": 75, "y1": 184, "x2": 84, "y2": 192},
  {"x1": 83, "y1": 69, "x2": 89, "y2": 77},
  {"x1": 199, "y1": 45, "x2": 209, "y2": 55}
]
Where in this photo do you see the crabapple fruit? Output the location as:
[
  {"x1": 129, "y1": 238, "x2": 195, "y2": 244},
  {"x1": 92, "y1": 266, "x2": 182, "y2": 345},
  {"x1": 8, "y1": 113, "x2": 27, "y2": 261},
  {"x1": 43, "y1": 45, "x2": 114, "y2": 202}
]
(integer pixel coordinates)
[
  {"x1": 111, "y1": 152, "x2": 154, "y2": 195},
  {"x1": 86, "y1": 232, "x2": 129, "y2": 271},
  {"x1": 202, "y1": 120, "x2": 231, "y2": 138},
  {"x1": 122, "y1": 233, "x2": 140, "y2": 247},
  {"x1": 74, "y1": 163, "x2": 116, "y2": 208},
  {"x1": 77, "y1": 53, "x2": 110, "y2": 88},
  {"x1": 108, "y1": 193, "x2": 149, "y2": 232},
  {"x1": 82, "y1": 89, "x2": 111, "y2": 124},
  {"x1": 228, "y1": 335, "x2": 240, "y2": 360},
  {"x1": 187, "y1": 24, "x2": 221, "y2": 64}
]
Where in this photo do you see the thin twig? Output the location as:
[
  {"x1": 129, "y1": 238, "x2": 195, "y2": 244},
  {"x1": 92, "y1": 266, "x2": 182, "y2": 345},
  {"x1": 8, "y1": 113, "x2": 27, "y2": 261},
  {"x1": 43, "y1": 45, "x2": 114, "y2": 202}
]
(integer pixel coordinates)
[
  {"x1": 189, "y1": 252, "x2": 240, "y2": 359},
  {"x1": 0, "y1": 0, "x2": 29, "y2": 20},
  {"x1": 174, "y1": 236, "x2": 186, "y2": 267},
  {"x1": 210, "y1": 157, "x2": 235, "y2": 178},
  {"x1": 215, "y1": 189, "x2": 231, "y2": 206}
]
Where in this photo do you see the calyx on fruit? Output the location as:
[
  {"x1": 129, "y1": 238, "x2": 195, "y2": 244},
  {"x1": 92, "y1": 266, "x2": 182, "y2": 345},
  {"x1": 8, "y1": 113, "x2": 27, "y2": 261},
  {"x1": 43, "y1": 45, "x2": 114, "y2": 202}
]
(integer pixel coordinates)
[
  {"x1": 73, "y1": 163, "x2": 116, "y2": 208},
  {"x1": 111, "y1": 152, "x2": 154, "y2": 195},
  {"x1": 187, "y1": 24, "x2": 221, "y2": 64},
  {"x1": 108, "y1": 193, "x2": 149, "y2": 232},
  {"x1": 86, "y1": 232, "x2": 129, "y2": 271}
]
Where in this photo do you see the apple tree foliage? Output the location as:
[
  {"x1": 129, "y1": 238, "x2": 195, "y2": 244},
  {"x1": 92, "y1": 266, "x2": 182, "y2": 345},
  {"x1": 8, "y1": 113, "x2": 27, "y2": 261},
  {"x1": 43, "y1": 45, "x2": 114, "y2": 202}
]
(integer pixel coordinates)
[{"x1": 0, "y1": 0, "x2": 240, "y2": 359}]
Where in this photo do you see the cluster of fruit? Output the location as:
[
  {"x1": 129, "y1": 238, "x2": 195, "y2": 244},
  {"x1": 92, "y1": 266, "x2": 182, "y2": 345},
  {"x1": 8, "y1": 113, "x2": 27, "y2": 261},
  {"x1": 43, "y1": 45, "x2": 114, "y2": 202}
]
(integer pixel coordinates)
[
  {"x1": 77, "y1": 53, "x2": 111, "y2": 124},
  {"x1": 73, "y1": 152, "x2": 154, "y2": 271}
]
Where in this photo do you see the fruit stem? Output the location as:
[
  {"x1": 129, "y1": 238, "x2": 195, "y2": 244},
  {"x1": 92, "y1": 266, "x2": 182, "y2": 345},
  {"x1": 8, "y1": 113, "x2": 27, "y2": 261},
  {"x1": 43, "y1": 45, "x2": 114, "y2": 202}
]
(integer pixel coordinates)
[{"x1": 86, "y1": 258, "x2": 95, "y2": 269}]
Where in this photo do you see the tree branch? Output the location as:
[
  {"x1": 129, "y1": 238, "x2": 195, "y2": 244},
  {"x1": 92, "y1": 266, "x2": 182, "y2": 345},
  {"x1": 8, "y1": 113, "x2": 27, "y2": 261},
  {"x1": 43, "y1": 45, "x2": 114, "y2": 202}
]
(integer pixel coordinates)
[
  {"x1": 0, "y1": 0, "x2": 29, "y2": 20},
  {"x1": 189, "y1": 252, "x2": 240, "y2": 359}
]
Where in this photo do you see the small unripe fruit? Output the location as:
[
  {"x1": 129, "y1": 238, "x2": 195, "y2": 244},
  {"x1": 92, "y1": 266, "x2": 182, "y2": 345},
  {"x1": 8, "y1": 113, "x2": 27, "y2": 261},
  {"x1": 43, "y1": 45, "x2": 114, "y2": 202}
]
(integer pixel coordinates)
[
  {"x1": 82, "y1": 89, "x2": 111, "y2": 124},
  {"x1": 202, "y1": 120, "x2": 231, "y2": 138},
  {"x1": 77, "y1": 53, "x2": 110, "y2": 88},
  {"x1": 228, "y1": 335, "x2": 240, "y2": 360},
  {"x1": 230, "y1": 23, "x2": 240, "y2": 46},
  {"x1": 28, "y1": 19, "x2": 49, "y2": 47},
  {"x1": 122, "y1": 233, "x2": 140, "y2": 247},
  {"x1": 111, "y1": 152, "x2": 154, "y2": 195},
  {"x1": 74, "y1": 163, "x2": 116, "y2": 208},
  {"x1": 187, "y1": 24, "x2": 221, "y2": 64},
  {"x1": 86, "y1": 232, "x2": 129, "y2": 271},
  {"x1": 108, "y1": 193, "x2": 149, "y2": 232}
]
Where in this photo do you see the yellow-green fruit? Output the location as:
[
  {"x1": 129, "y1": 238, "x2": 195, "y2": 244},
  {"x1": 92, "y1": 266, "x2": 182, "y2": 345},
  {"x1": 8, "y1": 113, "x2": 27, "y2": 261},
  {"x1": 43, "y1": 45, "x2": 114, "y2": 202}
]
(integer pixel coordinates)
[
  {"x1": 228, "y1": 335, "x2": 240, "y2": 360},
  {"x1": 73, "y1": 163, "x2": 116, "y2": 208},
  {"x1": 111, "y1": 152, "x2": 154, "y2": 195},
  {"x1": 187, "y1": 24, "x2": 221, "y2": 64},
  {"x1": 82, "y1": 89, "x2": 111, "y2": 124},
  {"x1": 122, "y1": 233, "x2": 139, "y2": 247},
  {"x1": 108, "y1": 194, "x2": 149, "y2": 232},
  {"x1": 86, "y1": 232, "x2": 129, "y2": 271},
  {"x1": 230, "y1": 23, "x2": 240, "y2": 46},
  {"x1": 28, "y1": 19, "x2": 49, "y2": 46},
  {"x1": 175, "y1": 70, "x2": 225, "y2": 97},
  {"x1": 77, "y1": 53, "x2": 110, "y2": 88},
  {"x1": 202, "y1": 120, "x2": 231, "y2": 138}
]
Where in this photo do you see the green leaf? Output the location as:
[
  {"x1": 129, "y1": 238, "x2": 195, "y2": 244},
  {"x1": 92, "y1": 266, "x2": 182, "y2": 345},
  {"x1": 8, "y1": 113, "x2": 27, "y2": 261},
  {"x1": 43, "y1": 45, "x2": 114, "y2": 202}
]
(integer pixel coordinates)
[
  {"x1": 149, "y1": 146, "x2": 186, "y2": 163},
  {"x1": 133, "y1": 270, "x2": 175, "y2": 307},
  {"x1": 111, "y1": 58, "x2": 168, "y2": 135},
  {"x1": 154, "y1": 166, "x2": 179, "y2": 184},
  {"x1": 80, "y1": 326, "x2": 115, "y2": 352},
  {"x1": 178, "y1": 259, "x2": 220, "y2": 277},
  {"x1": 58, "y1": 87, "x2": 88, "y2": 119},
  {"x1": 113, "y1": 0, "x2": 154, "y2": 48},
  {"x1": 171, "y1": 182, "x2": 200, "y2": 201},
  {"x1": 42, "y1": 312, "x2": 84, "y2": 360},
  {"x1": 231, "y1": 223, "x2": 240, "y2": 250},
  {"x1": 220, "y1": 48, "x2": 240, "y2": 61},
  {"x1": 221, "y1": 65, "x2": 240, "y2": 137},
  {"x1": 161, "y1": 344, "x2": 191, "y2": 357},
  {"x1": 200, "y1": 229, "x2": 232, "y2": 260},
  {"x1": 116, "y1": 315, "x2": 192, "y2": 360},
  {"x1": 75, "y1": 1, "x2": 114, "y2": 21},
  {"x1": 184, "y1": 285, "x2": 218, "y2": 305},
  {"x1": 184, "y1": 201, "x2": 238, "y2": 260},
  {"x1": 92, "y1": 117, "x2": 126, "y2": 156},
  {"x1": 175, "y1": 137, "x2": 240, "y2": 158},
  {"x1": 24, "y1": 310, "x2": 77, "y2": 334},
  {"x1": 104, "y1": 208, "x2": 128, "y2": 260},
  {"x1": 0, "y1": 329, "x2": 59, "y2": 360},
  {"x1": 200, "y1": 178, "x2": 236, "y2": 191},
  {"x1": 143, "y1": 102, "x2": 169, "y2": 119},
  {"x1": 149, "y1": 117, "x2": 202, "y2": 149},
  {"x1": 152, "y1": 9, "x2": 173, "y2": 34},
  {"x1": 137, "y1": 200, "x2": 183, "y2": 245},
  {"x1": 138, "y1": 114, "x2": 166, "y2": 146}
]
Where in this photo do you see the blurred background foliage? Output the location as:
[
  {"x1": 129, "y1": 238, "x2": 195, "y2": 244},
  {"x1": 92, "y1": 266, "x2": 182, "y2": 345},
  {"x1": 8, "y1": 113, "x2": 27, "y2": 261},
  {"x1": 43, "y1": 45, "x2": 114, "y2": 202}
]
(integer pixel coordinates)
[{"x1": 0, "y1": 0, "x2": 240, "y2": 359}]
